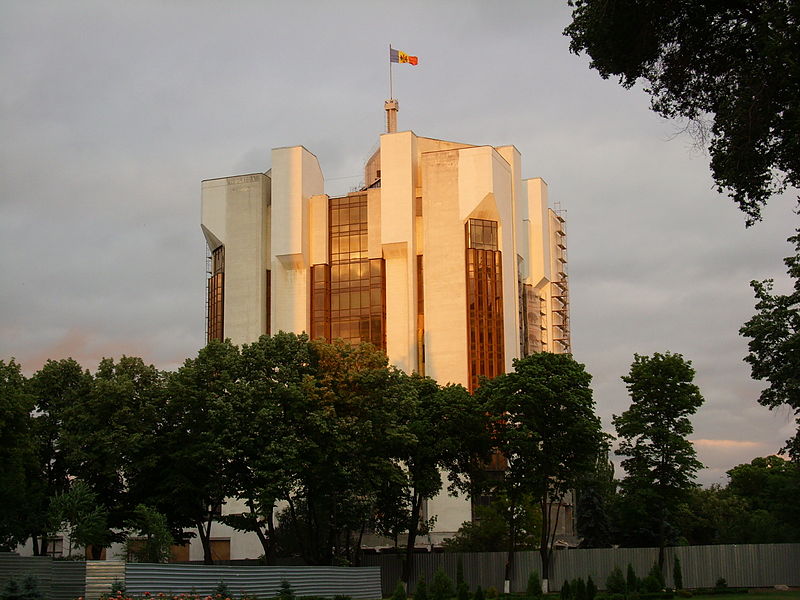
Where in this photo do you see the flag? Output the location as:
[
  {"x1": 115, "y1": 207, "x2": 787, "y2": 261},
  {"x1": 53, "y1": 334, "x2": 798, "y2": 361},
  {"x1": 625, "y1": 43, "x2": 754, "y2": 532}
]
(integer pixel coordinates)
[{"x1": 390, "y1": 47, "x2": 418, "y2": 66}]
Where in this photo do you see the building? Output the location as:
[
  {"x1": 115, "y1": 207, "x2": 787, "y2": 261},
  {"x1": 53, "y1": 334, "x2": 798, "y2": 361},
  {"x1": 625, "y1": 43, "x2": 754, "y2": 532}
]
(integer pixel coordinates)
[{"x1": 200, "y1": 101, "x2": 573, "y2": 552}]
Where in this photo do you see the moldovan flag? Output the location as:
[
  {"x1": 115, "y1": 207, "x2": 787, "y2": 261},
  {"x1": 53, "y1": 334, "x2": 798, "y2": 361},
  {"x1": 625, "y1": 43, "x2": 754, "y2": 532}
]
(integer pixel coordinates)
[{"x1": 390, "y1": 47, "x2": 418, "y2": 65}]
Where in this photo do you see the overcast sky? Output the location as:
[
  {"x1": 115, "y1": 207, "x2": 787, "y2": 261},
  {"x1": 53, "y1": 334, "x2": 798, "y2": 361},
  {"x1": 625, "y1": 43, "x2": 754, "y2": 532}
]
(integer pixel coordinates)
[{"x1": 1, "y1": 1, "x2": 797, "y2": 486}]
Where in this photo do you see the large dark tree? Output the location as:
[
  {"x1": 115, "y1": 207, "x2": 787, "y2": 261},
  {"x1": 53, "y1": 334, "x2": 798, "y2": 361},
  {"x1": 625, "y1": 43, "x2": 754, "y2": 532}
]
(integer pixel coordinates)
[
  {"x1": 27, "y1": 358, "x2": 93, "y2": 555},
  {"x1": 740, "y1": 231, "x2": 800, "y2": 460},
  {"x1": 481, "y1": 352, "x2": 606, "y2": 592},
  {"x1": 614, "y1": 352, "x2": 704, "y2": 568},
  {"x1": 0, "y1": 359, "x2": 36, "y2": 551},
  {"x1": 565, "y1": 0, "x2": 800, "y2": 224}
]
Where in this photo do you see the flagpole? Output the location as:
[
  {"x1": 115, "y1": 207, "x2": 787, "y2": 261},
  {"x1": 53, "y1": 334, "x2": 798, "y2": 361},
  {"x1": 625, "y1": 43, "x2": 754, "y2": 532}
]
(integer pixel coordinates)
[{"x1": 389, "y1": 43, "x2": 394, "y2": 99}]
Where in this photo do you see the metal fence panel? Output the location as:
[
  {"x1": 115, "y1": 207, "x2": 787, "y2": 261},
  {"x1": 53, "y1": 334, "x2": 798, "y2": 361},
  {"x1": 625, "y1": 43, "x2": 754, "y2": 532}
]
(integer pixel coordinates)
[
  {"x1": 125, "y1": 564, "x2": 382, "y2": 599},
  {"x1": 365, "y1": 544, "x2": 800, "y2": 596},
  {"x1": 0, "y1": 553, "x2": 54, "y2": 598},
  {"x1": 52, "y1": 560, "x2": 87, "y2": 600},
  {"x1": 86, "y1": 560, "x2": 126, "y2": 600}
]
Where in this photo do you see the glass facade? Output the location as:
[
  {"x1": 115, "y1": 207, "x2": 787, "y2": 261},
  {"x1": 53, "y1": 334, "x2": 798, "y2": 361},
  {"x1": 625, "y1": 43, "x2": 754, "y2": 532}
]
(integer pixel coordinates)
[
  {"x1": 207, "y1": 245, "x2": 224, "y2": 342},
  {"x1": 310, "y1": 193, "x2": 386, "y2": 350},
  {"x1": 465, "y1": 218, "x2": 504, "y2": 393}
]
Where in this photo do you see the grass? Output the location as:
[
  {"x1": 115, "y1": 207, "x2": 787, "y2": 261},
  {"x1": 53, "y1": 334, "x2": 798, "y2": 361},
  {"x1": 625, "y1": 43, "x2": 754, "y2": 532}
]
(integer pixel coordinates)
[{"x1": 733, "y1": 593, "x2": 800, "y2": 600}]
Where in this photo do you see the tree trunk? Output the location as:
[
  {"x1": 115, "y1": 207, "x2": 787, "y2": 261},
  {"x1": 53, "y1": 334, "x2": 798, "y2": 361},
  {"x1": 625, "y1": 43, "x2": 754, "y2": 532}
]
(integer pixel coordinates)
[
  {"x1": 505, "y1": 494, "x2": 517, "y2": 593},
  {"x1": 197, "y1": 516, "x2": 214, "y2": 565},
  {"x1": 402, "y1": 492, "x2": 423, "y2": 583}
]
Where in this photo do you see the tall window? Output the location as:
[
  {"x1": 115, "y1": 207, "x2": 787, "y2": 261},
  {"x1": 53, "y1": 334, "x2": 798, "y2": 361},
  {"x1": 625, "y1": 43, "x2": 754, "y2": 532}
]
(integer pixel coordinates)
[
  {"x1": 312, "y1": 194, "x2": 386, "y2": 350},
  {"x1": 207, "y1": 245, "x2": 224, "y2": 342},
  {"x1": 465, "y1": 218, "x2": 504, "y2": 393}
]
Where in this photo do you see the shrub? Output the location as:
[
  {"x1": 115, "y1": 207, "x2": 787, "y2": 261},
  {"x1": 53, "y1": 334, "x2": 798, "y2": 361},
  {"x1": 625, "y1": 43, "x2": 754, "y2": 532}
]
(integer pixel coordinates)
[
  {"x1": 626, "y1": 564, "x2": 638, "y2": 594},
  {"x1": 714, "y1": 579, "x2": 727, "y2": 590},
  {"x1": 606, "y1": 568, "x2": 625, "y2": 594},
  {"x1": 457, "y1": 558, "x2": 465, "y2": 587},
  {"x1": 676, "y1": 592, "x2": 692, "y2": 598},
  {"x1": 431, "y1": 568, "x2": 454, "y2": 600},
  {"x1": 527, "y1": 572, "x2": 543, "y2": 600},
  {"x1": 393, "y1": 581, "x2": 408, "y2": 600},
  {"x1": 457, "y1": 582, "x2": 469, "y2": 600},
  {"x1": 278, "y1": 579, "x2": 295, "y2": 600},
  {"x1": 574, "y1": 578, "x2": 587, "y2": 600},
  {"x1": 486, "y1": 586, "x2": 498, "y2": 599},
  {"x1": 561, "y1": 580, "x2": 572, "y2": 600},
  {"x1": 672, "y1": 558, "x2": 682, "y2": 591},
  {"x1": 215, "y1": 580, "x2": 231, "y2": 599},
  {"x1": 333, "y1": 596, "x2": 352, "y2": 600},
  {"x1": 475, "y1": 586, "x2": 485, "y2": 600},
  {"x1": 1, "y1": 578, "x2": 22, "y2": 600},
  {"x1": 416, "y1": 576, "x2": 429, "y2": 600},
  {"x1": 586, "y1": 576, "x2": 597, "y2": 600},
  {"x1": 649, "y1": 564, "x2": 665, "y2": 590}
]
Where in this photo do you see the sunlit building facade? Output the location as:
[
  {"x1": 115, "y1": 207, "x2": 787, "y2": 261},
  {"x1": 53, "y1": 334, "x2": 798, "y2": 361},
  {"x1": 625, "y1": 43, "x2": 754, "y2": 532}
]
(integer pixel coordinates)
[{"x1": 200, "y1": 112, "x2": 572, "y2": 549}]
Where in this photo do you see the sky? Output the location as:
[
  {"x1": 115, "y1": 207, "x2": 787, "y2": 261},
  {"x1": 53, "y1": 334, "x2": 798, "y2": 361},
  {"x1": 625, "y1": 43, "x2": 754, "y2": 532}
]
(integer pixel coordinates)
[{"x1": 1, "y1": 0, "x2": 797, "y2": 486}]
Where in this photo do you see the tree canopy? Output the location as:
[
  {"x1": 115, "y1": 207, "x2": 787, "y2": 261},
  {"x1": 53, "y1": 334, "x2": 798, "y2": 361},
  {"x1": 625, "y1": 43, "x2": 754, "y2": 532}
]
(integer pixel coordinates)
[
  {"x1": 481, "y1": 352, "x2": 606, "y2": 589},
  {"x1": 565, "y1": 0, "x2": 800, "y2": 224},
  {"x1": 740, "y1": 231, "x2": 800, "y2": 460},
  {"x1": 614, "y1": 352, "x2": 704, "y2": 565}
]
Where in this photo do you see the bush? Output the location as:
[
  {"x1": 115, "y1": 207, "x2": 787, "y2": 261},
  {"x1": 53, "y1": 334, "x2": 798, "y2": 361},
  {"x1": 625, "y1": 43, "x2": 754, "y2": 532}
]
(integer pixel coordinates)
[
  {"x1": 561, "y1": 580, "x2": 571, "y2": 600},
  {"x1": 606, "y1": 568, "x2": 625, "y2": 594},
  {"x1": 486, "y1": 586, "x2": 498, "y2": 599},
  {"x1": 626, "y1": 564, "x2": 638, "y2": 594},
  {"x1": 672, "y1": 558, "x2": 683, "y2": 591},
  {"x1": 642, "y1": 564, "x2": 665, "y2": 594},
  {"x1": 457, "y1": 558, "x2": 465, "y2": 587},
  {"x1": 527, "y1": 572, "x2": 543, "y2": 600},
  {"x1": 215, "y1": 581, "x2": 231, "y2": 599},
  {"x1": 415, "y1": 576, "x2": 429, "y2": 600},
  {"x1": 278, "y1": 579, "x2": 295, "y2": 600},
  {"x1": 714, "y1": 579, "x2": 727, "y2": 590},
  {"x1": 676, "y1": 592, "x2": 692, "y2": 599},
  {"x1": 586, "y1": 576, "x2": 597, "y2": 600},
  {"x1": 457, "y1": 582, "x2": 469, "y2": 600},
  {"x1": 574, "y1": 578, "x2": 587, "y2": 600},
  {"x1": 431, "y1": 568, "x2": 454, "y2": 600},
  {"x1": 393, "y1": 581, "x2": 408, "y2": 600},
  {"x1": 475, "y1": 586, "x2": 485, "y2": 600},
  {"x1": 333, "y1": 596, "x2": 352, "y2": 600}
]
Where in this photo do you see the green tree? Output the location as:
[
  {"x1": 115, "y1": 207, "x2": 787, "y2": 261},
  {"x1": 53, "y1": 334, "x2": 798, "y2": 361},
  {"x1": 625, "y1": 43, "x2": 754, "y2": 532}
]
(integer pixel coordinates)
[
  {"x1": 123, "y1": 504, "x2": 174, "y2": 563},
  {"x1": 221, "y1": 332, "x2": 317, "y2": 564},
  {"x1": 481, "y1": 352, "x2": 606, "y2": 592},
  {"x1": 740, "y1": 231, "x2": 800, "y2": 461},
  {"x1": 565, "y1": 1, "x2": 799, "y2": 225},
  {"x1": 614, "y1": 352, "x2": 704, "y2": 567},
  {"x1": 673, "y1": 556, "x2": 683, "y2": 590},
  {"x1": 527, "y1": 572, "x2": 543, "y2": 600},
  {"x1": 154, "y1": 340, "x2": 240, "y2": 564},
  {"x1": 397, "y1": 375, "x2": 489, "y2": 581},
  {"x1": 59, "y1": 356, "x2": 164, "y2": 558},
  {"x1": 27, "y1": 358, "x2": 92, "y2": 555},
  {"x1": 576, "y1": 451, "x2": 615, "y2": 548},
  {"x1": 48, "y1": 480, "x2": 108, "y2": 557},
  {"x1": 0, "y1": 359, "x2": 35, "y2": 551},
  {"x1": 726, "y1": 456, "x2": 800, "y2": 541}
]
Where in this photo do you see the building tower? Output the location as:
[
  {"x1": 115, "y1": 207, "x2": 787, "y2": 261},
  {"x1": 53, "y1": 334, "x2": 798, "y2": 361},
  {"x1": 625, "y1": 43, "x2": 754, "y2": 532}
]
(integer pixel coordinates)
[{"x1": 200, "y1": 103, "x2": 571, "y2": 541}]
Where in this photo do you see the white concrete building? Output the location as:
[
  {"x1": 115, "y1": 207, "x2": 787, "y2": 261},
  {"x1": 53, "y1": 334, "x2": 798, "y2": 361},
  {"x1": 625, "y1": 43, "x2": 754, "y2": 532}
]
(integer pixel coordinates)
[{"x1": 200, "y1": 102, "x2": 572, "y2": 555}]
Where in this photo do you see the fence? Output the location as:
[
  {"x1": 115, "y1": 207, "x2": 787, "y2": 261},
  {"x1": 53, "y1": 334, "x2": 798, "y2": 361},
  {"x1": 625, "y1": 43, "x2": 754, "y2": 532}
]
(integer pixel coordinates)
[
  {"x1": 0, "y1": 552, "x2": 86, "y2": 600},
  {"x1": 3, "y1": 545, "x2": 798, "y2": 600},
  {"x1": 362, "y1": 544, "x2": 800, "y2": 596}
]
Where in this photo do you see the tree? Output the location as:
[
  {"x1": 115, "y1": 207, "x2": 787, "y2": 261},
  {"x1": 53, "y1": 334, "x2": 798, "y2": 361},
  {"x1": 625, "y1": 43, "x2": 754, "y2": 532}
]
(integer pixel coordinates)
[
  {"x1": 481, "y1": 352, "x2": 606, "y2": 592},
  {"x1": 27, "y1": 358, "x2": 92, "y2": 555},
  {"x1": 59, "y1": 356, "x2": 164, "y2": 558},
  {"x1": 221, "y1": 332, "x2": 318, "y2": 564},
  {"x1": 575, "y1": 451, "x2": 615, "y2": 548},
  {"x1": 614, "y1": 352, "x2": 704, "y2": 568},
  {"x1": 48, "y1": 480, "x2": 108, "y2": 558},
  {"x1": 123, "y1": 505, "x2": 174, "y2": 563},
  {"x1": 0, "y1": 359, "x2": 35, "y2": 551},
  {"x1": 726, "y1": 455, "x2": 800, "y2": 540},
  {"x1": 740, "y1": 231, "x2": 800, "y2": 461},
  {"x1": 154, "y1": 340, "x2": 240, "y2": 564},
  {"x1": 565, "y1": 1, "x2": 799, "y2": 225},
  {"x1": 396, "y1": 375, "x2": 490, "y2": 582}
]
